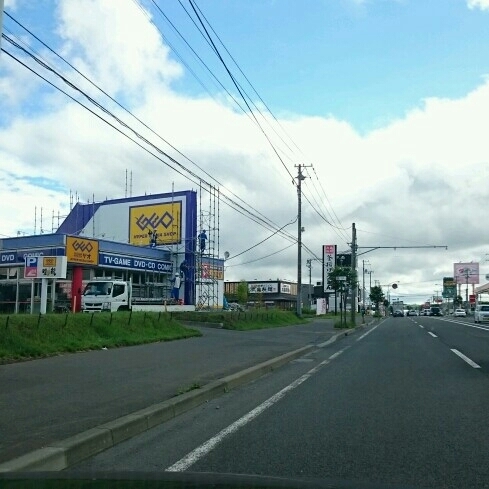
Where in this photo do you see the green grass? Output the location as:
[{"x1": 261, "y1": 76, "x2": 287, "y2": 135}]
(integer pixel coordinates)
[
  {"x1": 0, "y1": 309, "x2": 313, "y2": 363},
  {"x1": 0, "y1": 311, "x2": 201, "y2": 364},
  {"x1": 170, "y1": 309, "x2": 307, "y2": 330}
]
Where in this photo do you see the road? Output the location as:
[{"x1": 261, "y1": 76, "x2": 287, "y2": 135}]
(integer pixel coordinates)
[
  {"x1": 71, "y1": 316, "x2": 489, "y2": 488},
  {"x1": 0, "y1": 320, "x2": 340, "y2": 463}
]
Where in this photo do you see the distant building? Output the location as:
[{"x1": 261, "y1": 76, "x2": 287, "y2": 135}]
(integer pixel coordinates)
[{"x1": 225, "y1": 280, "x2": 298, "y2": 309}]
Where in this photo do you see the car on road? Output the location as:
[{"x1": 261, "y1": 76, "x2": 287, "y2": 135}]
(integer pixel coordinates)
[
  {"x1": 420, "y1": 309, "x2": 431, "y2": 316},
  {"x1": 407, "y1": 310, "x2": 418, "y2": 316},
  {"x1": 430, "y1": 306, "x2": 442, "y2": 316},
  {"x1": 393, "y1": 310, "x2": 404, "y2": 317},
  {"x1": 474, "y1": 305, "x2": 489, "y2": 323},
  {"x1": 454, "y1": 308, "x2": 466, "y2": 317}
]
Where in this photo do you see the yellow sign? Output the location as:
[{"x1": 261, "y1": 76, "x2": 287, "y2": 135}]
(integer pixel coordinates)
[
  {"x1": 129, "y1": 202, "x2": 182, "y2": 246},
  {"x1": 43, "y1": 257, "x2": 57, "y2": 267},
  {"x1": 66, "y1": 236, "x2": 99, "y2": 265}
]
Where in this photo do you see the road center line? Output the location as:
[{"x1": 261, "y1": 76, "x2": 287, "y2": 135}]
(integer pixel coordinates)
[
  {"x1": 428, "y1": 332, "x2": 437, "y2": 338},
  {"x1": 451, "y1": 349, "x2": 481, "y2": 369},
  {"x1": 166, "y1": 348, "x2": 345, "y2": 472},
  {"x1": 419, "y1": 325, "x2": 424, "y2": 329},
  {"x1": 357, "y1": 323, "x2": 380, "y2": 341}
]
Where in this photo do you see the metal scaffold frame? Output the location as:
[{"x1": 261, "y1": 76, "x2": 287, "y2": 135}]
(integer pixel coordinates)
[{"x1": 195, "y1": 182, "x2": 220, "y2": 310}]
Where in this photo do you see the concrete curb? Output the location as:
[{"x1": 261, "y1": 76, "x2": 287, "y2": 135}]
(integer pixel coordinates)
[{"x1": 0, "y1": 328, "x2": 355, "y2": 473}]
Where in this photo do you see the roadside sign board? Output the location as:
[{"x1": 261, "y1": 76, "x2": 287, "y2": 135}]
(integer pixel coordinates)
[
  {"x1": 36, "y1": 256, "x2": 68, "y2": 279},
  {"x1": 442, "y1": 277, "x2": 456, "y2": 298},
  {"x1": 24, "y1": 256, "x2": 39, "y2": 278}
]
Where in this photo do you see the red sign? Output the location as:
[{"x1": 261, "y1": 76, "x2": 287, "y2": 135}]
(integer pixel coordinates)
[{"x1": 469, "y1": 294, "x2": 476, "y2": 303}]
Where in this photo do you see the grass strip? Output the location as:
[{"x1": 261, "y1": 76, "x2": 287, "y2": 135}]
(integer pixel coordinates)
[
  {"x1": 0, "y1": 312, "x2": 200, "y2": 363},
  {"x1": 170, "y1": 310, "x2": 307, "y2": 331}
]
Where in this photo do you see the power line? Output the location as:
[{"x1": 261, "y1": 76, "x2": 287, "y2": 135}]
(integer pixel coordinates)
[
  {"x1": 2, "y1": 10, "x2": 327, "y2": 265},
  {"x1": 186, "y1": 0, "x2": 297, "y2": 186},
  {"x1": 1, "y1": 17, "x2": 297, "y2": 244},
  {"x1": 177, "y1": 0, "x2": 301, "y2": 159},
  {"x1": 225, "y1": 242, "x2": 296, "y2": 268},
  {"x1": 1, "y1": 34, "x2": 299, "y2": 248},
  {"x1": 226, "y1": 217, "x2": 297, "y2": 261}
]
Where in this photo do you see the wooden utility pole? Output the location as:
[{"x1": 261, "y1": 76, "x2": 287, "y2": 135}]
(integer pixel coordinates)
[{"x1": 350, "y1": 223, "x2": 357, "y2": 325}]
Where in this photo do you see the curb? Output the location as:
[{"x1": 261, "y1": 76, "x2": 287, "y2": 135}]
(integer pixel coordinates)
[{"x1": 0, "y1": 328, "x2": 354, "y2": 473}]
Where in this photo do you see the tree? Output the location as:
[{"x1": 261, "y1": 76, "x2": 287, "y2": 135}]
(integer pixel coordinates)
[
  {"x1": 327, "y1": 266, "x2": 358, "y2": 294},
  {"x1": 236, "y1": 280, "x2": 248, "y2": 305},
  {"x1": 369, "y1": 285, "x2": 385, "y2": 314},
  {"x1": 328, "y1": 266, "x2": 358, "y2": 324}
]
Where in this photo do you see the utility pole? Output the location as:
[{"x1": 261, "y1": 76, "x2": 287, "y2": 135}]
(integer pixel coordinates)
[
  {"x1": 350, "y1": 223, "x2": 357, "y2": 325},
  {"x1": 295, "y1": 164, "x2": 311, "y2": 317},
  {"x1": 306, "y1": 258, "x2": 312, "y2": 309}
]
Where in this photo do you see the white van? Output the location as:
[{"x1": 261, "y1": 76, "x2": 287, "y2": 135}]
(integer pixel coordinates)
[{"x1": 474, "y1": 304, "x2": 489, "y2": 323}]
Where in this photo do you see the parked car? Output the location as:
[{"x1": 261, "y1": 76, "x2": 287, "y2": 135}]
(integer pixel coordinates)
[
  {"x1": 407, "y1": 310, "x2": 418, "y2": 316},
  {"x1": 474, "y1": 305, "x2": 489, "y2": 323},
  {"x1": 228, "y1": 302, "x2": 246, "y2": 312},
  {"x1": 454, "y1": 308, "x2": 467, "y2": 317},
  {"x1": 421, "y1": 309, "x2": 431, "y2": 316},
  {"x1": 393, "y1": 310, "x2": 404, "y2": 317}
]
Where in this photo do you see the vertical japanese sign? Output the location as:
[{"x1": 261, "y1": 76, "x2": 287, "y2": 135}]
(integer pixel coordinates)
[{"x1": 323, "y1": 244, "x2": 336, "y2": 293}]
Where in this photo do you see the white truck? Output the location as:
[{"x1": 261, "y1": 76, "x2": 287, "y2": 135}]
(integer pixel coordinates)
[
  {"x1": 81, "y1": 278, "x2": 194, "y2": 313},
  {"x1": 81, "y1": 279, "x2": 133, "y2": 312}
]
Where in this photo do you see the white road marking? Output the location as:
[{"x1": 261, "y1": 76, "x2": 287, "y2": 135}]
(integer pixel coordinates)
[
  {"x1": 356, "y1": 323, "x2": 380, "y2": 341},
  {"x1": 328, "y1": 348, "x2": 347, "y2": 360},
  {"x1": 166, "y1": 348, "x2": 347, "y2": 472},
  {"x1": 466, "y1": 323, "x2": 489, "y2": 332},
  {"x1": 451, "y1": 349, "x2": 481, "y2": 369},
  {"x1": 419, "y1": 325, "x2": 424, "y2": 329},
  {"x1": 428, "y1": 332, "x2": 437, "y2": 337}
]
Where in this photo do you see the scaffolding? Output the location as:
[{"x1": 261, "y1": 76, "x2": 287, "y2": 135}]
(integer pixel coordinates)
[{"x1": 195, "y1": 182, "x2": 220, "y2": 310}]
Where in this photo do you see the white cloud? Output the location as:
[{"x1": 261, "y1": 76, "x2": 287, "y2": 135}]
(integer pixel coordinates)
[
  {"x1": 56, "y1": 0, "x2": 183, "y2": 98},
  {"x1": 4, "y1": 0, "x2": 18, "y2": 9},
  {"x1": 467, "y1": 0, "x2": 489, "y2": 10}
]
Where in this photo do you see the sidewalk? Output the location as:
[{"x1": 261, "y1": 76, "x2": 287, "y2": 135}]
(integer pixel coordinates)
[{"x1": 0, "y1": 318, "x2": 362, "y2": 470}]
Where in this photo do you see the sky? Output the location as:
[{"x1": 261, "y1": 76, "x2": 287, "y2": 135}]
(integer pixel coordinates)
[{"x1": 1, "y1": 0, "x2": 489, "y2": 305}]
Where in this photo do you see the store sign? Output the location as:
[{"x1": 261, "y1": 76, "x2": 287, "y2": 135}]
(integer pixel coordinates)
[
  {"x1": 1, "y1": 248, "x2": 65, "y2": 266},
  {"x1": 454, "y1": 262, "x2": 479, "y2": 285},
  {"x1": 129, "y1": 202, "x2": 182, "y2": 246},
  {"x1": 442, "y1": 276, "x2": 456, "y2": 298},
  {"x1": 37, "y1": 256, "x2": 67, "y2": 279},
  {"x1": 67, "y1": 236, "x2": 99, "y2": 265},
  {"x1": 323, "y1": 244, "x2": 336, "y2": 293},
  {"x1": 249, "y1": 282, "x2": 278, "y2": 294},
  {"x1": 99, "y1": 252, "x2": 172, "y2": 273}
]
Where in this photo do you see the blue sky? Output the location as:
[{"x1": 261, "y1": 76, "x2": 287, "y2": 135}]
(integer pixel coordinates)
[
  {"x1": 1, "y1": 0, "x2": 489, "y2": 302},
  {"x1": 146, "y1": 0, "x2": 489, "y2": 132},
  {"x1": 4, "y1": 0, "x2": 489, "y2": 132}
]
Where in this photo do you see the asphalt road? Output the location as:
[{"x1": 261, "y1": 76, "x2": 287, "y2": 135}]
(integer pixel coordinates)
[
  {"x1": 72, "y1": 316, "x2": 489, "y2": 489},
  {"x1": 0, "y1": 319, "x2": 341, "y2": 463}
]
